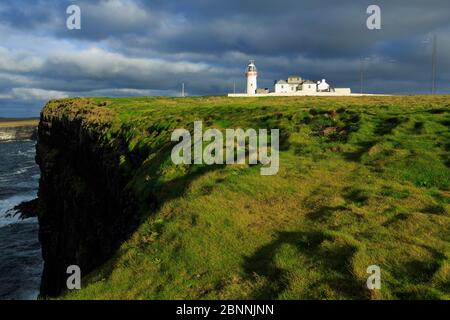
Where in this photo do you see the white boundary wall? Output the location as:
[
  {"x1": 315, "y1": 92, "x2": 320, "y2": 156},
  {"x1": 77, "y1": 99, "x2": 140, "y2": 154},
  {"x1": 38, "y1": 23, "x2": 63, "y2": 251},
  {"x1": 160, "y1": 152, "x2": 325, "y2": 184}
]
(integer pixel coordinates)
[{"x1": 228, "y1": 89, "x2": 391, "y2": 97}]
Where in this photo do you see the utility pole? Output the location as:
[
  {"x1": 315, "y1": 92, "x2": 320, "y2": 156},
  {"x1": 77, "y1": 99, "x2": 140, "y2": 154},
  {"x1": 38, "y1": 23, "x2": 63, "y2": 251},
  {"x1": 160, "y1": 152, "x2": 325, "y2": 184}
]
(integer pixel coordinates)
[
  {"x1": 360, "y1": 58, "x2": 364, "y2": 95},
  {"x1": 360, "y1": 57, "x2": 370, "y2": 95},
  {"x1": 424, "y1": 34, "x2": 438, "y2": 95},
  {"x1": 431, "y1": 34, "x2": 437, "y2": 95},
  {"x1": 181, "y1": 83, "x2": 185, "y2": 97},
  {"x1": 233, "y1": 81, "x2": 236, "y2": 94}
]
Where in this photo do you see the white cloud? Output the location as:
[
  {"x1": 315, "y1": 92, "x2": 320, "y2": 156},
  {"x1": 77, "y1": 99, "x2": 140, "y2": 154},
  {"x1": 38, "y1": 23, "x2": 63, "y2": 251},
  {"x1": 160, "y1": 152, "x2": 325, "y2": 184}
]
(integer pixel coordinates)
[
  {"x1": 86, "y1": 88, "x2": 180, "y2": 97},
  {"x1": 86, "y1": 0, "x2": 152, "y2": 26},
  {"x1": 0, "y1": 88, "x2": 69, "y2": 101},
  {"x1": 46, "y1": 47, "x2": 222, "y2": 79},
  {"x1": 0, "y1": 0, "x2": 449, "y2": 118},
  {"x1": 0, "y1": 47, "x2": 44, "y2": 72}
]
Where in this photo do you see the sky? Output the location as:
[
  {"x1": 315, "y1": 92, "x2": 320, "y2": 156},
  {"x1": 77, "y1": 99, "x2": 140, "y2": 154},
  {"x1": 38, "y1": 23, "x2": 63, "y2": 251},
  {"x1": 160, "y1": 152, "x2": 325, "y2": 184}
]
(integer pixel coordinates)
[{"x1": 0, "y1": 0, "x2": 449, "y2": 117}]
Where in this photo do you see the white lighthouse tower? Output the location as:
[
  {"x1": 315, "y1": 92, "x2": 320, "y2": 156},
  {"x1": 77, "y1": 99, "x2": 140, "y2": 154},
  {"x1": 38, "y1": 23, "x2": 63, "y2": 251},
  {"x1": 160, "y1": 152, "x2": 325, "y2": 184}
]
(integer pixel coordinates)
[{"x1": 245, "y1": 60, "x2": 258, "y2": 95}]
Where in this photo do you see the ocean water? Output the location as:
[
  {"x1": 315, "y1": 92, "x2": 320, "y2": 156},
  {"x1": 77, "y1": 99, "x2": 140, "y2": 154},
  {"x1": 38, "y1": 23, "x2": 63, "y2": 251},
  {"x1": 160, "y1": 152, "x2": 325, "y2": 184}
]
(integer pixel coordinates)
[{"x1": 0, "y1": 140, "x2": 42, "y2": 300}]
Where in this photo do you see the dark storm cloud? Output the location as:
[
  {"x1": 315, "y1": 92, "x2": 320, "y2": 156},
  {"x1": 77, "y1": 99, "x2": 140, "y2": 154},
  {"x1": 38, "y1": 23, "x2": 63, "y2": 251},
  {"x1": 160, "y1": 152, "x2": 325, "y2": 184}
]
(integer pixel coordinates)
[
  {"x1": 0, "y1": 0, "x2": 449, "y2": 117},
  {"x1": 0, "y1": 1, "x2": 56, "y2": 28},
  {"x1": 37, "y1": 0, "x2": 449, "y2": 58}
]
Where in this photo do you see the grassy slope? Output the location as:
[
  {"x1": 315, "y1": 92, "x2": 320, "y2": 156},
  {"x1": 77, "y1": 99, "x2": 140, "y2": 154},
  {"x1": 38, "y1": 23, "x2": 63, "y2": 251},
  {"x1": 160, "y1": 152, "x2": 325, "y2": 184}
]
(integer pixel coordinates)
[{"x1": 47, "y1": 96, "x2": 449, "y2": 300}]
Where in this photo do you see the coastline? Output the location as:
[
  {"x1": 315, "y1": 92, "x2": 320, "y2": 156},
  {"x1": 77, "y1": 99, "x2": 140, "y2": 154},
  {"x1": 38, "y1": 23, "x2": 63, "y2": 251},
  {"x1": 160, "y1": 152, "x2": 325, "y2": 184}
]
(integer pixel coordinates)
[
  {"x1": 35, "y1": 96, "x2": 450, "y2": 299},
  {"x1": 0, "y1": 118, "x2": 39, "y2": 141},
  {"x1": 0, "y1": 140, "x2": 42, "y2": 300}
]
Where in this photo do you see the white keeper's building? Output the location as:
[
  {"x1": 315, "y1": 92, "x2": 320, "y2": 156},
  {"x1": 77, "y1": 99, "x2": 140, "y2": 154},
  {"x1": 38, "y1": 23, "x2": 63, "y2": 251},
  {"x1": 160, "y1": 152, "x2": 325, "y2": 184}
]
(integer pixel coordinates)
[{"x1": 229, "y1": 60, "x2": 353, "y2": 97}]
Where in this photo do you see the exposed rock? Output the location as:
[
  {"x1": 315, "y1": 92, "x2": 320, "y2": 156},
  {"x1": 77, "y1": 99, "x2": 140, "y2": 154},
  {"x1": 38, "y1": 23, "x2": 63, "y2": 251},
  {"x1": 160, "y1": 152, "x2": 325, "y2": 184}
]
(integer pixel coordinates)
[
  {"x1": 322, "y1": 127, "x2": 337, "y2": 136},
  {"x1": 0, "y1": 125, "x2": 38, "y2": 141},
  {"x1": 5, "y1": 199, "x2": 39, "y2": 220},
  {"x1": 36, "y1": 102, "x2": 140, "y2": 297}
]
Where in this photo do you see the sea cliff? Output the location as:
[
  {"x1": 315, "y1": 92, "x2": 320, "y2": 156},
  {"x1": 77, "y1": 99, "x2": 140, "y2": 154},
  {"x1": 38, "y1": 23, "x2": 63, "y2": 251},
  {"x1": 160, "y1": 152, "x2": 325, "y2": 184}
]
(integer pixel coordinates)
[
  {"x1": 0, "y1": 119, "x2": 39, "y2": 141},
  {"x1": 36, "y1": 99, "x2": 140, "y2": 296},
  {"x1": 35, "y1": 96, "x2": 450, "y2": 300}
]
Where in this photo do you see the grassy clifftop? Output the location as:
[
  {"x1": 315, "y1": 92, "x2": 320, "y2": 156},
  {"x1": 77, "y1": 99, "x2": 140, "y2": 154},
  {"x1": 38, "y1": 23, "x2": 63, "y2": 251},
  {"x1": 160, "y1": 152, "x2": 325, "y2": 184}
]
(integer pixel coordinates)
[
  {"x1": 0, "y1": 118, "x2": 39, "y2": 128},
  {"x1": 0, "y1": 118, "x2": 39, "y2": 141},
  {"x1": 43, "y1": 96, "x2": 449, "y2": 299}
]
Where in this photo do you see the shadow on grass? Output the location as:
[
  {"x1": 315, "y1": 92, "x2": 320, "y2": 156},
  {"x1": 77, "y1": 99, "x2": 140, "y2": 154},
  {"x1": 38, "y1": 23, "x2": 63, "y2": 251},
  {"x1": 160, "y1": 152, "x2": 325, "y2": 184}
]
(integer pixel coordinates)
[
  {"x1": 344, "y1": 188, "x2": 370, "y2": 206},
  {"x1": 130, "y1": 143, "x2": 228, "y2": 215},
  {"x1": 374, "y1": 117, "x2": 405, "y2": 136},
  {"x1": 390, "y1": 243, "x2": 448, "y2": 299},
  {"x1": 242, "y1": 231, "x2": 367, "y2": 299},
  {"x1": 342, "y1": 117, "x2": 405, "y2": 163},
  {"x1": 75, "y1": 141, "x2": 227, "y2": 290},
  {"x1": 307, "y1": 205, "x2": 347, "y2": 221},
  {"x1": 342, "y1": 141, "x2": 377, "y2": 162}
]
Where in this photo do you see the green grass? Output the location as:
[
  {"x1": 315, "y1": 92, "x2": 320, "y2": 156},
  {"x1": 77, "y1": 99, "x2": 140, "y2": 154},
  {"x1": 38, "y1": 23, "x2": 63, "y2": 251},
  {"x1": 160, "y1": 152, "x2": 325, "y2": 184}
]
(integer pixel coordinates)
[
  {"x1": 43, "y1": 96, "x2": 450, "y2": 300},
  {"x1": 0, "y1": 118, "x2": 39, "y2": 128}
]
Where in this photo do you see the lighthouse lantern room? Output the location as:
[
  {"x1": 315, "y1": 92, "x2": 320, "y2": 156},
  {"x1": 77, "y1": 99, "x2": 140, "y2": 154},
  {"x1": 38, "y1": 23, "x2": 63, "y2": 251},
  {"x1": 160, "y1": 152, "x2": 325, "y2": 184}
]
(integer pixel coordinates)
[{"x1": 245, "y1": 60, "x2": 258, "y2": 95}]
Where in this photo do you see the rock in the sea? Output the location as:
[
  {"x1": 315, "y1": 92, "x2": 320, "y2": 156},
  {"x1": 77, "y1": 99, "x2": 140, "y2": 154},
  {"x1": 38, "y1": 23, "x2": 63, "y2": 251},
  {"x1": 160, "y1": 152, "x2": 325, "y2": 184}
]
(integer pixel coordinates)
[{"x1": 5, "y1": 198, "x2": 39, "y2": 220}]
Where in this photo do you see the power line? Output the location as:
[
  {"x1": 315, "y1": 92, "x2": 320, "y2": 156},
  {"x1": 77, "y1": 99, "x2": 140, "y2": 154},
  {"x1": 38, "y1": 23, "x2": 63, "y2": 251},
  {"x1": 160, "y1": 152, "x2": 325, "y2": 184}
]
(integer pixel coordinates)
[
  {"x1": 424, "y1": 34, "x2": 438, "y2": 95},
  {"x1": 360, "y1": 58, "x2": 363, "y2": 94},
  {"x1": 360, "y1": 57, "x2": 370, "y2": 94},
  {"x1": 431, "y1": 34, "x2": 437, "y2": 95}
]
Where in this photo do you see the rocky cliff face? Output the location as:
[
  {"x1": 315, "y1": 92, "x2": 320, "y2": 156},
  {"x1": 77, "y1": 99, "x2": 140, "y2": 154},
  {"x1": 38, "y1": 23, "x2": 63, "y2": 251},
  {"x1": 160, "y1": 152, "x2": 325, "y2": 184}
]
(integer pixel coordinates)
[
  {"x1": 0, "y1": 125, "x2": 37, "y2": 141},
  {"x1": 36, "y1": 103, "x2": 139, "y2": 297}
]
